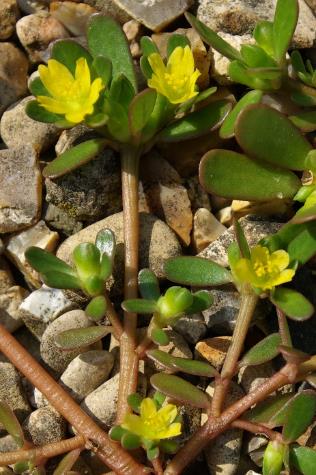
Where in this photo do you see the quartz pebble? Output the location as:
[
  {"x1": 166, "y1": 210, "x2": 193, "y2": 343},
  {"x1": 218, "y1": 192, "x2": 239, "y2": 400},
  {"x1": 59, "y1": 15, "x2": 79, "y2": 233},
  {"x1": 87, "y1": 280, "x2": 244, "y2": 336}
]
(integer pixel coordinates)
[{"x1": 0, "y1": 146, "x2": 41, "y2": 233}]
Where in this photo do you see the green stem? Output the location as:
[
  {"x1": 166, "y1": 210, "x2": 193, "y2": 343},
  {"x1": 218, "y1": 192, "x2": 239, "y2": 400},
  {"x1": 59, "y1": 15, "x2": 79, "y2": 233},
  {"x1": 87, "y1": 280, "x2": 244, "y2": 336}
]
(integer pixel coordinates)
[
  {"x1": 211, "y1": 285, "x2": 258, "y2": 416},
  {"x1": 116, "y1": 146, "x2": 141, "y2": 424}
]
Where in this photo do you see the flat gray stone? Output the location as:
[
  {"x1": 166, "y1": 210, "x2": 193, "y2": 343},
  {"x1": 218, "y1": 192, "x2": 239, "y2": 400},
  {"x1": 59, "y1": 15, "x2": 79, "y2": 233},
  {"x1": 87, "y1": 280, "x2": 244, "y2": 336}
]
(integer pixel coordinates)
[{"x1": 0, "y1": 146, "x2": 42, "y2": 233}]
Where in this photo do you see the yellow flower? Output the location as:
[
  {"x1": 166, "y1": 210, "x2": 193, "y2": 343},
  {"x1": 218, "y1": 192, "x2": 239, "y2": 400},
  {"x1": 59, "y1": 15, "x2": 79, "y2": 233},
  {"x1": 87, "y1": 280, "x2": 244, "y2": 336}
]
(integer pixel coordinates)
[
  {"x1": 147, "y1": 45, "x2": 200, "y2": 104},
  {"x1": 233, "y1": 245, "x2": 295, "y2": 291},
  {"x1": 37, "y1": 58, "x2": 104, "y2": 123},
  {"x1": 122, "y1": 398, "x2": 181, "y2": 441}
]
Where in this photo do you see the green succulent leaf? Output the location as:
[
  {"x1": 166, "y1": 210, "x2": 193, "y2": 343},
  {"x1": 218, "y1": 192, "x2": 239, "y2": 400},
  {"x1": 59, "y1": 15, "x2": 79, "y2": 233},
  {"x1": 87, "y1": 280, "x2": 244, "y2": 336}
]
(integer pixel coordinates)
[
  {"x1": 127, "y1": 393, "x2": 142, "y2": 413},
  {"x1": 122, "y1": 299, "x2": 157, "y2": 314},
  {"x1": 141, "y1": 36, "x2": 159, "y2": 56},
  {"x1": 104, "y1": 99, "x2": 130, "y2": 142},
  {"x1": 291, "y1": 90, "x2": 316, "y2": 107},
  {"x1": 109, "y1": 74, "x2": 135, "y2": 109},
  {"x1": 28, "y1": 77, "x2": 49, "y2": 97},
  {"x1": 186, "y1": 290, "x2": 214, "y2": 314},
  {"x1": 234, "y1": 219, "x2": 251, "y2": 259},
  {"x1": 282, "y1": 390, "x2": 316, "y2": 443},
  {"x1": 72, "y1": 243, "x2": 101, "y2": 281},
  {"x1": 129, "y1": 88, "x2": 157, "y2": 137},
  {"x1": 271, "y1": 288, "x2": 314, "y2": 321},
  {"x1": 286, "y1": 221, "x2": 316, "y2": 264},
  {"x1": 240, "y1": 44, "x2": 277, "y2": 68},
  {"x1": 164, "y1": 256, "x2": 232, "y2": 286},
  {"x1": 109, "y1": 425, "x2": 128, "y2": 441},
  {"x1": 254, "y1": 20, "x2": 275, "y2": 57},
  {"x1": 235, "y1": 105, "x2": 311, "y2": 171},
  {"x1": 0, "y1": 401, "x2": 24, "y2": 448},
  {"x1": 167, "y1": 34, "x2": 190, "y2": 57},
  {"x1": 99, "y1": 254, "x2": 112, "y2": 280},
  {"x1": 245, "y1": 393, "x2": 294, "y2": 427},
  {"x1": 42, "y1": 271, "x2": 81, "y2": 290},
  {"x1": 52, "y1": 449, "x2": 81, "y2": 475},
  {"x1": 150, "y1": 373, "x2": 211, "y2": 409},
  {"x1": 219, "y1": 90, "x2": 263, "y2": 139},
  {"x1": 81, "y1": 275, "x2": 104, "y2": 296},
  {"x1": 141, "y1": 93, "x2": 174, "y2": 143},
  {"x1": 263, "y1": 440, "x2": 286, "y2": 475},
  {"x1": 159, "y1": 99, "x2": 231, "y2": 142},
  {"x1": 147, "y1": 446, "x2": 159, "y2": 461},
  {"x1": 199, "y1": 149, "x2": 301, "y2": 201},
  {"x1": 272, "y1": 0, "x2": 298, "y2": 64},
  {"x1": 25, "y1": 247, "x2": 75, "y2": 276},
  {"x1": 229, "y1": 61, "x2": 275, "y2": 90},
  {"x1": 43, "y1": 138, "x2": 107, "y2": 178},
  {"x1": 92, "y1": 56, "x2": 112, "y2": 87},
  {"x1": 55, "y1": 325, "x2": 111, "y2": 350},
  {"x1": 147, "y1": 349, "x2": 218, "y2": 377},
  {"x1": 25, "y1": 100, "x2": 65, "y2": 124},
  {"x1": 88, "y1": 14, "x2": 137, "y2": 92},
  {"x1": 121, "y1": 432, "x2": 141, "y2": 450},
  {"x1": 290, "y1": 446, "x2": 316, "y2": 475},
  {"x1": 185, "y1": 12, "x2": 242, "y2": 61},
  {"x1": 159, "y1": 439, "x2": 179, "y2": 454},
  {"x1": 95, "y1": 228, "x2": 116, "y2": 261},
  {"x1": 51, "y1": 39, "x2": 93, "y2": 75},
  {"x1": 289, "y1": 110, "x2": 316, "y2": 133},
  {"x1": 239, "y1": 333, "x2": 282, "y2": 367},
  {"x1": 151, "y1": 328, "x2": 169, "y2": 345},
  {"x1": 85, "y1": 295, "x2": 107, "y2": 321},
  {"x1": 138, "y1": 269, "x2": 160, "y2": 301}
]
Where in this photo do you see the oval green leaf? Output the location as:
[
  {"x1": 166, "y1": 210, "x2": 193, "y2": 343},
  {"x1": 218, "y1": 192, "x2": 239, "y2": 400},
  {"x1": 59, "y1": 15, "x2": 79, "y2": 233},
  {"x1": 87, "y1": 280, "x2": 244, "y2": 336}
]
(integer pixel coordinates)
[
  {"x1": 55, "y1": 325, "x2": 111, "y2": 350},
  {"x1": 273, "y1": 0, "x2": 298, "y2": 64},
  {"x1": 129, "y1": 88, "x2": 157, "y2": 137},
  {"x1": 42, "y1": 271, "x2": 81, "y2": 290},
  {"x1": 239, "y1": 333, "x2": 282, "y2": 367},
  {"x1": 186, "y1": 290, "x2": 214, "y2": 314},
  {"x1": 289, "y1": 111, "x2": 316, "y2": 132},
  {"x1": 25, "y1": 247, "x2": 75, "y2": 276},
  {"x1": 147, "y1": 349, "x2": 218, "y2": 378},
  {"x1": 95, "y1": 228, "x2": 116, "y2": 261},
  {"x1": 245, "y1": 393, "x2": 294, "y2": 427},
  {"x1": 200, "y1": 149, "x2": 301, "y2": 201},
  {"x1": 51, "y1": 39, "x2": 93, "y2": 75},
  {"x1": 138, "y1": 269, "x2": 160, "y2": 301},
  {"x1": 25, "y1": 100, "x2": 64, "y2": 124},
  {"x1": 290, "y1": 446, "x2": 316, "y2": 475},
  {"x1": 282, "y1": 390, "x2": 316, "y2": 443},
  {"x1": 150, "y1": 373, "x2": 211, "y2": 409},
  {"x1": 43, "y1": 138, "x2": 107, "y2": 178},
  {"x1": 121, "y1": 299, "x2": 157, "y2": 314},
  {"x1": 164, "y1": 256, "x2": 232, "y2": 286},
  {"x1": 85, "y1": 295, "x2": 107, "y2": 321},
  {"x1": 271, "y1": 287, "x2": 314, "y2": 321},
  {"x1": 235, "y1": 105, "x2": 311, "y2": 171}
]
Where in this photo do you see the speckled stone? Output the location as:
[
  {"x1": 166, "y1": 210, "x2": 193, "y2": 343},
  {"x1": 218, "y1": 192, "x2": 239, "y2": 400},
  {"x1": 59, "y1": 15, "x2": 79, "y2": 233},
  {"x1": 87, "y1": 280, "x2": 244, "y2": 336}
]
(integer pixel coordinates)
[
  {"x1": 0, "y1": 42, "x2": 28, "y2": 116},
  {"x1": 0, "y1": 97, "x2": 59, "y2": 152},
  {"x1": 195, "y1": 336, "x2": 232, "y2": 371},
  {"x1": 0, "y1": 0, "x2": 20, "y2": 40},
  {"x1": 0, "y1": 285, "x2": 29, "y2": 333},
  {"x1": 23, "y1": 406, "x2": 66, "y2": 445},
  {"x1": 0, "y1": 146, "x2": 41, "y2": 233},
  {"x1": 0, "y1": 435, "x2": 20, "y2": 454},
  {"x1": 57, "y1": 212, "x2": 182, "y2": 297}
]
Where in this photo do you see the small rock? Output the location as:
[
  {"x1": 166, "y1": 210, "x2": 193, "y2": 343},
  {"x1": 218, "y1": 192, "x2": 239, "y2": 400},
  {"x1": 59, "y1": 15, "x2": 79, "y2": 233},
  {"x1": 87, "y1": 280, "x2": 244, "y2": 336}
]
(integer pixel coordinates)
[
  {"x1": 0, "y1": 97, "x2": 59, "y2": 152},
  {"x1": 140, "y1": 152, "x2": 193, "y2": 245},
  {"x1": 174, "y1": 312, "x2": 207, "y2": 344},
  {"x1": 247, "y1": 434, "x2": 268, "y2": 467},
  {"x1": 195, "y1": 336, "x2": 232, "y2": 371},
  {"x1": 0, "y1": 435, "x2": 20, "y2": 453},
  {"x1": 0, "y1": 286, "x2": 29, "y2": 333},
  {"x1": 0, "y1": 146, "x2": 41, "y2": 233},
  {"x1": 0, "y1": 258, "x2": 14, "y2": 293},
  {"x1": 197, "y1": 0, "x2": 316, "y2": 49},
  {"x1": 123, "y1": 19, "x2": 142, "y2": 41},
  {"x1": 0, "y1": 42, "x2": 28, "y2": 116},
  {"x1": 5, "y1": 220, "x2": 59, "y2": 287},
  {"x1": 185, "y1": 176, "x2": 212, "y2": 212},
  {"x1": 198, "y1": 217, "x2": 282, "y2": 267},
  {"x1": 57, "y1": 212, "x2": 182, "y2": 297},
  {"x1": 82, "y1": 372, "x2": 147, "y2": 428},
  {"x1": 202, "y1": 381, "x2": 244, "y2": 475},
  {"x1": 0, "y1": 363, "x2": 31, "y2": 431},
  {"x1": 44, "y1": 203, "x2": 84, "y2": 236},
  {"x1": 238, "y1": 362, "x2": 275, "y2": 394},
  {"x1": 202, "y1": 289, "x2": 270, "y2": 334},
  {"x1": 193, "y1": 208, "x2": 227, "y2": 252},
  {"x1": 19, "y1": 285, "x2": 76, "y2": 325},
  {"x1": 40, "y1": 309, "x2": 101, "y2": 374},
  {"x1": 16, "y1": 11, "x2": 69, "y2": 62},
  {"x1": 84, "y1": 0, "x2": 131, "y2": 23},
  {"x1": 176, "y1": 404, "x2": 201, "y2": 445},
  {"x1": 23, "y1": 406, "x2": 66, "y2": 445},
  {"x1": 17, "y1": 0, "x2": 48, "y2": 14},
  {"x1": 0, "y1": 0, "x2": 20, "y2": 40},
  {"x1": 112, "y1": 0, "x2": 194, "y2": 31},
  {"x1": 60, "y1": 350, "x2": 114, "y2": 402},
  {"x1": 152, "y1": 27, "x2": 212, "y2": 89},
  {"x1": 50, "y1": 1, "x2": 97, "y2": 36}
]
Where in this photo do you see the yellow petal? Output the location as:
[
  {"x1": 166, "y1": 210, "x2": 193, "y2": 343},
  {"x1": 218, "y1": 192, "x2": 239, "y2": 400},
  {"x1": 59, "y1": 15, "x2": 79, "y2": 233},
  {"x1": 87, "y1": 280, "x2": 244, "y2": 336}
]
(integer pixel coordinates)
[
  {"x1": 122, "y1": 414, "x2": 148, "y2": 438},
  {"x1": 269, "y1": 269, "x2": 295, "y2": 288},
  {"x1": 65, "y1": 110, "x2": 87, "y2": 124},
  {"x1": 39, "y1": 59, "x2": 74, "y2": 98},
  {"x1": 167, "y1": 46, "x2": 185, "y2": 75},
  {"x1": 37, "y1": 95, "x2": 68, "y2": 115},
  {"x1": 234, "y1": 258, "x2": 256, "y2": 283},
  {"x1": 270, "y1": 249, "x2": 290, "y2": 271},
  {"x1": 182, "y1": 45, "x2": 195, "y2": 74},
  {"x1": 75, "y1": 57, "x2": 91, "y2": 96},
  {"x1": 148, "y1": 53, "x2": 166, "y2": 78},
  {"x1": 88, "y1": 77, "x2": 104, "y2": 105},
  {"x1": 251, "y1": 245, "x2": 269, "y2": 265},
  {"x1": 157, "y1": 404, "x2": 178, "y2": 425},
  {"x1": 140, "y1": 398, "x2": 157, "y2": 420},
  {"x1": 159, "y1": 422, "x2": 181, "y2": 439}
]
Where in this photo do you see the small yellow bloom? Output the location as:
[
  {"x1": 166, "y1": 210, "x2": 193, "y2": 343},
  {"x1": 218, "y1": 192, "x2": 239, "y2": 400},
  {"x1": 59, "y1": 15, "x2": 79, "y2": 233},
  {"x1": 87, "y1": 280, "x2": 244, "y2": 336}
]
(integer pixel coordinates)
[
  {"x1": 122, "y1": 398, "x2": 181, "y2": 441},
  {"x1": 37, "y1": 58, "x2": 104, "y2": 123},
  {"x1": 147, "y1": 45, "x2": 200, "y2": 104},
  {"x1": 233, "y1": 245, "x2": 295, "y2": 291}
]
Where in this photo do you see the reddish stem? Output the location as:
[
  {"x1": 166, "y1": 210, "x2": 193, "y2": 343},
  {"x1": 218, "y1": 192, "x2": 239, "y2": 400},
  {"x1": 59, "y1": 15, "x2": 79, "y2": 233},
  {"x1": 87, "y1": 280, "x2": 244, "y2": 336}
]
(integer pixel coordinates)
[{"x1": 231, "y1": 419, "x2": 282, "y2": 441}]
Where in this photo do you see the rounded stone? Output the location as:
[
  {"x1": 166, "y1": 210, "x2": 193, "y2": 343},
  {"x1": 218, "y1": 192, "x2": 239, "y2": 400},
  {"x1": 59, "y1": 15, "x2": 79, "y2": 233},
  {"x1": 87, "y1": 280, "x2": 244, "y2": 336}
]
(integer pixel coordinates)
[
  {"x1": 0, "y1": 42, "x2": 28, "y2": 115},
  {"x1": 57, "y1": 212, "x2": 182, "y2": 297},
  {"x1": 0, "y1": 0, "x2": 20, "y2": 40},
  {"x1": 0, "y1": 97, "x2": 59, "y2": 152},
  {"x1": 60, "y1": 350, "x2": 114, "y2": 402},
  {"x1": 23, "y1": 406, "x2": 66, "y2": 445},
  {"x1": 40, "y1": 310, "x2": 101, "y2": 374}
]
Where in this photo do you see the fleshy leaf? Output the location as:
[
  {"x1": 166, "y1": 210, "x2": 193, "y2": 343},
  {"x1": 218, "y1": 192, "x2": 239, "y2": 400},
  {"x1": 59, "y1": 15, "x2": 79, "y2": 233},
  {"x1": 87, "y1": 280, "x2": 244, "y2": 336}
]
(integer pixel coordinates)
[
  {"x1": 245, "y1": 393, "x2": 294, "y2": 427},
  {"x1": 147, "y1": 349, "x2": 218, "y2": 377},
  {"x1": 167, "y1": 34, "x2": 190, "y2": 57},
  {"x1": 199, "y1": 149, "x2": 301, "y2": 201},
  {"x1": 164, "y1": 256, "x2": 232, "y2": 286},
  {"x1": 121, "y1": 432, "x2": 141, "y2": 450},
  {"x1": 159, "y1": 100, "x2": 231, "y2": 142},
  {"x1": 51, "y1": 39, "x2": 93, "y2": 75},
  {"x1": 109, "y1": 74, "x2": 135, "y2": 109},
  {"x1": 28, "y1": 77, "x2": 49, "y2": 97},
  {"x1": 151, "y1": 328, "x2": 169, "y2": 345},
  {"x1": 88, "y1": 14, "x2": 137, "y2": 92},
  {"x1": 127, "y1": 393, "x2": 142, "y2": 412},
  {"x1": 72, "y1": 243, "x2": 100, "y2": 280},
  {"x1": 138, "y1": 269, "x2": 160, "y2": 301},
  {"x1": 55, "y1": 326, "x2": 111, "y2": 350},
  {"x1": 109, "y1": 425, "x2": 128, "y2": 441},
  {"x1": 273, "y1": 0, "x2": 298, "y2": 64},
  {"x1": 150, "y1": 373, "x2": 211, "y2": 409},
  {"x1": 282, "y1": 390, "x2": 316, "y2": 443},
  {"x1": 290, "y1": 446, "x2": 316, "y2": 475},
  {"x1": 263, "y1": 440, "x2": 285, "y2": 475},
  {"x1": 43, "y1": 138, "x2": 107, "y2": 178},
  {"x1": 254, "y1": 20, "x2": 274, "y2": 57},
  {"x1": 85, "y1": 296, "x2": 107, "y2": 321},
  {"x1": 121, "y1": 299, "x2": 157, "y2": 314},
  {"x1": 25, "y1": 247, "x2": 75, "y2": 276},
  {"x1": 92, "y1": 56, "x2": 112, "y2": 87},
  {"x1": 219, "y1": 90, "x2": 263, "y2": 139},
  {"x1": 239, "y1": 333, "x2": 282, "y2": 367},
  {"x1": 234, "y1": 219, "x2": 251, "y2": 258},
  {"x1": 186, "y1": 290, "x2": 214, "y2": 314},
  {"x1": 25, "y1": 100, "x2": 64, "y2": 124},
  {"x1": 271, "y1": 288, "x2": 314, "y2": 320},
  {"x1": 42, "y1": 271, "x2": 81, "y2": 290},
  {"x1": 95, "y1": 228, "x2": 116, "y2": 261},
  {"x1": 0, "y1": 401, "x2": 24, "y2": 448},
  {"x1": 289, "y1": 110, "x2": 316, "y2": 132},
  {"x1": 286, "y1": 222, "x2": 316, "y2": 264},
  {"x1": 235, "y1": 105, "x2": 311, "y2": 171},
  {"x1": 129, "y1": 88, "x2": 157, "y2": 137},
  {"x1": 186, "y1": 12, "x2": 242, "y2": 61}
]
